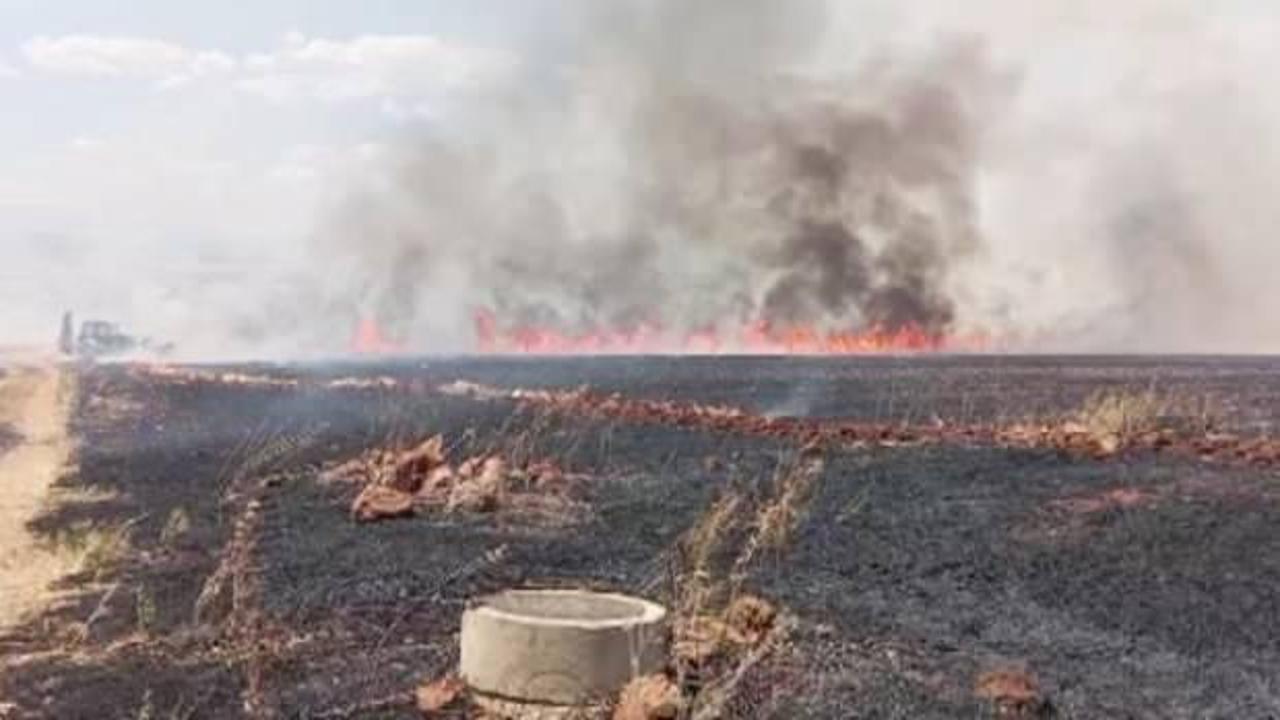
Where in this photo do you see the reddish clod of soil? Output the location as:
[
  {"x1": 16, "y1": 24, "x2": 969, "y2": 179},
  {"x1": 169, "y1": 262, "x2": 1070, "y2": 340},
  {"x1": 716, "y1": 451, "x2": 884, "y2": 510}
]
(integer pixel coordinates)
[
  {"x1": 415, "y1": 674, "x2": 467, "y2": 714},
  {"x1": 350, "y1": 484, "x2": 415, "y2": 522},
  {"x1": 614, "y1": 674, "x2": 682, "y2": 720},
  {"x1": 327, "y1": 432, "x2": 582, "y2": 523},
  {"x1": 975, "y1": 668, "x2": 1050, "y2": 718}
]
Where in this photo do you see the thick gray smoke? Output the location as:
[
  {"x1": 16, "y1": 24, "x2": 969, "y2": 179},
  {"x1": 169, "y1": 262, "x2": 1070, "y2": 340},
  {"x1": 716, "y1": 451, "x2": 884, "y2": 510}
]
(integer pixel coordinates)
[
  {"x1": 325, "y1": 0, "x2": 1012, "y2": 349},
  {"x1": 296, "y1": 0, "x2": 1280, "y2": 355}
]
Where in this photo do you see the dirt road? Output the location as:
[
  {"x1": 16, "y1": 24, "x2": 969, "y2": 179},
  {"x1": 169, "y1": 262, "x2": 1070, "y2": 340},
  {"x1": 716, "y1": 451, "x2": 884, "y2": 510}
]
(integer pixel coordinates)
[{"x1": 0, "y1": 362, "x2": 76, "y2": 629}]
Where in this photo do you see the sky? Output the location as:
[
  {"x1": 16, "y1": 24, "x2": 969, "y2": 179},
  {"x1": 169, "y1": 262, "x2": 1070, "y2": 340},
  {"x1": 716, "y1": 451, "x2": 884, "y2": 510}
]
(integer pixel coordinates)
[
  {"x1": 0, "y1": 1, "x2": 566, "y2": 346},
  {"x1": 3, "y1": 1, "x2": 1280, "y2": 354},
  {"x1": 0, "y1": 1, "x2": 549, "y2": 249}
]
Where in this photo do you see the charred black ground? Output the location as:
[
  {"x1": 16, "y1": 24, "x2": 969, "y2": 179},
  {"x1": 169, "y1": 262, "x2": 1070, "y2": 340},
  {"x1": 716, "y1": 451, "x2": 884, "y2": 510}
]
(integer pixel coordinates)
[{"x1": 3, "y1": 356, "x2": 1279, "y2": 718}]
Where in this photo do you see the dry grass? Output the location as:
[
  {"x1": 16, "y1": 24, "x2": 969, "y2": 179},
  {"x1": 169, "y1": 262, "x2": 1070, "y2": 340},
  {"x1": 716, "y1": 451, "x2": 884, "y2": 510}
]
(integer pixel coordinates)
[
  {"x1": 40, "y1": 520, "x2": 134, "y2": 579},
  {"x1": 1067, "y1": 387, "x2": 1225, "y2": 445},
  {"x1": 676, "y1": 449, "x2": 824, "y2": 610},
  {"x1": 657, "y1": 447, "x2": 823, "y2": 716},
  {"x1": 751, "y1": 453, "x2": 823, "y2": 555},
  {"x1": 135, "y1": 584, "x2": 158, "y2": 634},
  {"x1": 1071, "y1": 389, "x2": 1168, "y2": 440},
  {"x1": 677, "y1": 492, "x2": 745, "y2": 616},
  {"x1": 159, "y1": 507, "x2": 192, "y2": 548}
]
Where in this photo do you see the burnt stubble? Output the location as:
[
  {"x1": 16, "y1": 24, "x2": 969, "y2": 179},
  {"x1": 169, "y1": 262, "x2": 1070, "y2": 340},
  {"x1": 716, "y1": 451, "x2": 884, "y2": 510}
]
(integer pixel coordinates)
[{"x1": 3, "y1": 355, "x2": 1279, "y2": 718}]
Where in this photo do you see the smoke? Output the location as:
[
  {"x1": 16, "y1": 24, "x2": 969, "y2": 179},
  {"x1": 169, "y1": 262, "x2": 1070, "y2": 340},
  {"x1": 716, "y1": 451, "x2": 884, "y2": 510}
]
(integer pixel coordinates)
[
  {"x1": 25, "y1": 1, "x2": 1277, "y2": 357},
  {"x1": 324, "y1": 0, "x2": 1280, "y2": 354},
  {"x1": 325, "y1": 0, "x2": 1014, "y2": 350},
  {"x1": 939, "y1": 0, "x2": 1280, "y2": 353}
]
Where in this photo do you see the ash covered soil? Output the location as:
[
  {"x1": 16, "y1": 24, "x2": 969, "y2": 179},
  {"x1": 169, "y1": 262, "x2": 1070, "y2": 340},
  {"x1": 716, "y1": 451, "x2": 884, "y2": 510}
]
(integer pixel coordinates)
[{"x1": 3, "y1": 356, "x2": 1280, "y2": 718}]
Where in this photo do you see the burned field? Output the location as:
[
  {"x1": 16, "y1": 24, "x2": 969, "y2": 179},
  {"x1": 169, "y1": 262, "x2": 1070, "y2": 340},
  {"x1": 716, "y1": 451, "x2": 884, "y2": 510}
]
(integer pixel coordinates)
[{"x1": 3, "y1": 357, "x2": 1280, "y2": 718}]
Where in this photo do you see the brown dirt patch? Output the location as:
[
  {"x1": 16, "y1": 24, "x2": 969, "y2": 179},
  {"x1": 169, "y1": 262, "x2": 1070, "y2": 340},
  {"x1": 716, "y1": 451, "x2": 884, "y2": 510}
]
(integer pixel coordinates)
[{"x1": 0, "y1": 363, "x2": 79, "y2": 630}]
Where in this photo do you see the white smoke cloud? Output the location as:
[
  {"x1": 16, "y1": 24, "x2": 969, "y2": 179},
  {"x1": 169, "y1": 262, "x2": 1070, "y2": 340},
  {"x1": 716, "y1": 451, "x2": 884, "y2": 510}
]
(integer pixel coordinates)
[{"x1": 908, "y1": 0, "x2": 1280, "y2": 351}]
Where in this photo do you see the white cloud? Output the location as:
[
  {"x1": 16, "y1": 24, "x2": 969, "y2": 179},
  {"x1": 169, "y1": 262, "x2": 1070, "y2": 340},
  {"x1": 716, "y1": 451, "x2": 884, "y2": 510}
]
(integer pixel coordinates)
[
  {"x1": 69, "y1": 135, "x2": 105, "y2": 151},
  {"x1": 236, "y1": 32, "x2": 516, "y2": 103},
  {"x1": 0, "y1": 60, "x2": 18, "y2": 78},
  {"x1": 266, "y1": 141, "x2": 387, "y2": 185},
  {"x1": 21, "y1": 35, "x2": 235, "y2": 87},
  {"x1": 20, "y1": 32, "x2": 516, "y2": 102}
]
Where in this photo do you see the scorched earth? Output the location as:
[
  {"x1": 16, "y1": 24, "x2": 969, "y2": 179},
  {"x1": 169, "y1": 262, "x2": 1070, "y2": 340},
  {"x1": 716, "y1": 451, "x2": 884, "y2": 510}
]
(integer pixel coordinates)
[{"x1": 2, "y1": 355, "x2": 1279, "y2": 718}]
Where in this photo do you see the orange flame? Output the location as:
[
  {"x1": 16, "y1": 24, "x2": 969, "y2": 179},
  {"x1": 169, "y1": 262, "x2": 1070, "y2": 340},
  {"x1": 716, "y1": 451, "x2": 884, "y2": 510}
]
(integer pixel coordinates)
[
  {"x1": 350, "y1": 311, "x2": 991, "y2": 356},
  {"x1": 472, "y1": 309, "x2": 988, "y2": 355},
  {"x1": 351, "y1": 317, "x2": 404, "y2": 355}
]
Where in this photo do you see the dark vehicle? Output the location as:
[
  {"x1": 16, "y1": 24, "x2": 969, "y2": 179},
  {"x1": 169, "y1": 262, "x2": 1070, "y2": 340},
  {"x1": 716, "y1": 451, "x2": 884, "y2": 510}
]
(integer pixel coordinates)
[
  {"x1": 75, "y1": 320, "x2": 173, "y2": 359},
  {"x1": 77, "y1": 321, "x2": 137, "y2": 357}
]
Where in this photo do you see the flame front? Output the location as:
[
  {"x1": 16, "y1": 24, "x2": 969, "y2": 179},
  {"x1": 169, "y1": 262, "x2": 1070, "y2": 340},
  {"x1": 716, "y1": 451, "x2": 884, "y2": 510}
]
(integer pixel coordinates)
[
  {"x1": 351, "y1": 317, "x2": 403, "y2": 355},
  {"x1": 348, "y1": 311, "x2": 989, "y2": 356},
  {"x1": 473, "y1": 309, "x2": 987, "y2": 355}
]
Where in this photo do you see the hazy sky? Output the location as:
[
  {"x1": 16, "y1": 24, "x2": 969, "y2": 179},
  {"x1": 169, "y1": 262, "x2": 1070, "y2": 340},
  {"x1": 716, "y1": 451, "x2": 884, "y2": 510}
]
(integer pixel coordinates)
[
  {"x1": 3, "y1": 2, "x2": 1280, "y2": 352},
  {"x1": 7, "y1": 0, "x2": 1263, "y2": 261},
  {"x1": 0, "y1": 1, "x2": 567, "y2": 343},
  {"x1": 0, "y1": 1, "x2": 555, "y2": 257}
]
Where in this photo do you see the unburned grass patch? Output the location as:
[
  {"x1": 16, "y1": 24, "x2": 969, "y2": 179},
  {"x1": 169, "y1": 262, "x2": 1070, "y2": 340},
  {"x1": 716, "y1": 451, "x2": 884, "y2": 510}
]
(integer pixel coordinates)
[
  {"x1": 1067, "y1": 387, "x2": 1225, "y2": 441},
  {"x1": 39, "y1": 519, "x2": 135, "y2": 580}
]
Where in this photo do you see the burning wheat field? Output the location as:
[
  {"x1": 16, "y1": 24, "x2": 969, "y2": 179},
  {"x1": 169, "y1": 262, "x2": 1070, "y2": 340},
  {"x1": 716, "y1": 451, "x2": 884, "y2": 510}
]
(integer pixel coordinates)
[{"x1": 2, "y1": 353, "x2": 1280, "y2": 718}]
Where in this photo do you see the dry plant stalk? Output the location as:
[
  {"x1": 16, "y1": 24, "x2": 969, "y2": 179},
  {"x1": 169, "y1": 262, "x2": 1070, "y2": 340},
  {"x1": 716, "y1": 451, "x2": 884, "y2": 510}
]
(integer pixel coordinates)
[
  {"x1": 693, "y1": 493, "x2": 743, "y2": 559},
  {"x1": 755, "y1": 453, "x2": 823, "y2": 553},
  {"x1": 729, "y1": 452, "x2": 824, "y2": 596},
  {"x1": 661, "y1": 447, "x2": 822, "y2": 715}
]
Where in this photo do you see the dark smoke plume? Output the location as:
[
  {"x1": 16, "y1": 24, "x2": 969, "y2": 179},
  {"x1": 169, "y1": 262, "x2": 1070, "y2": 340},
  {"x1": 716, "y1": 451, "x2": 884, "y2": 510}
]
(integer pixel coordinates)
[{"x1": 325, "y1": 0, "x2": 1013, "y2": 349}]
